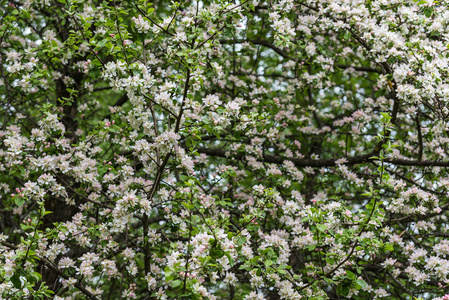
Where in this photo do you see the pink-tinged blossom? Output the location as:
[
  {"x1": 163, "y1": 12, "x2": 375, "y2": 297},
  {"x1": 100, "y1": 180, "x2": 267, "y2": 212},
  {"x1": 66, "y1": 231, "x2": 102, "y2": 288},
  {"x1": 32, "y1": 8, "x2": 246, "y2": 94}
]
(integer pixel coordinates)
[{"x1": 3, "y1": 259, "x2": 15, "y2": 278}]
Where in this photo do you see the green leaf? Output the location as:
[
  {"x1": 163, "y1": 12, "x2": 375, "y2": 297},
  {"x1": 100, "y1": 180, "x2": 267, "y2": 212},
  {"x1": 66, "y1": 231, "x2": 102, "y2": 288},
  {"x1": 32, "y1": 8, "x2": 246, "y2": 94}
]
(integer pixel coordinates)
[
  {"x1": 384, "y1": 243, "x2": 394, "y2": 251},
  {"x1": 316, "y1": 224, "x2": 327, "y2": 232},
  {"x1": 166, "y1": 291, "x2": 177, "y2": 297},
  {"x1": 356, "y1": 279, "x2": 367, "y2": 289},
  {"x1": 210, "y1": 249, "x2": 224, "y2": 258},
  {"x1": 336, "y1": 284, "x2": 350, "y2": 297},
  {"x1": 15, "y1": 197, "x2": 25, "y2": 206},
  {"x1": 31, "y1": 272, "x2": 42, "y2": 281},
  {"x1": 170, "y1": 279, "x2": 182, "y2": 288},
  {"x1": 224, "y1": 252, "x2": 234, "y2": 266},
  {"x1": 346, "y1": 270, "x2": 355, "y2": 280},
  {"x1": 323, "y1": 277, "x2": 334, "y2": 284},
  {"x1": 10, "y1": 274, "x2": 21, "y2": 289}
]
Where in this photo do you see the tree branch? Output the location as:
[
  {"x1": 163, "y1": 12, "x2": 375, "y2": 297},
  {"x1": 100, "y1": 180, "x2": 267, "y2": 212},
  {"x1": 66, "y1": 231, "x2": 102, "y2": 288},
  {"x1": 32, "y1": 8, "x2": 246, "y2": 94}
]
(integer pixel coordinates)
[{"x1": 0, "y1": 241, "x2": 98, "y2": 300}]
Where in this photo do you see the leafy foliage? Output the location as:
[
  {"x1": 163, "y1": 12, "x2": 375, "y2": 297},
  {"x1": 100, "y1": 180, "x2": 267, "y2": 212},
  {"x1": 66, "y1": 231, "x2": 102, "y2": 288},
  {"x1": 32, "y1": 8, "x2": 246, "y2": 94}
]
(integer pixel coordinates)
[{"x1": 1, "y1": 0, "x2": 449, "y2": 299}]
